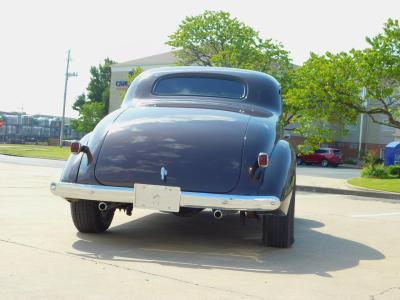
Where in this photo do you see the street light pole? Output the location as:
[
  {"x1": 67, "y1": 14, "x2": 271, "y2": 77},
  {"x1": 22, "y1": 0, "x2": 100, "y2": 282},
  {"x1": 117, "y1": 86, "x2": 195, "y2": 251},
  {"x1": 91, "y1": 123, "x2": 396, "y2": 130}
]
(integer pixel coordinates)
[
  {"x1": 59, "y1": 50, "x2": 78, "y2": 147},
  {"x1": 357, "y1": 87, "x2": 367, "y2": 162}
]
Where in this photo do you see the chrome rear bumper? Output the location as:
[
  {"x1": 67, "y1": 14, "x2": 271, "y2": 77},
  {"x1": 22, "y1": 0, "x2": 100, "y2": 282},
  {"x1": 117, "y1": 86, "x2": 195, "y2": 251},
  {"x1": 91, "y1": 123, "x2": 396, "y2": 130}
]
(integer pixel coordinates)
[{"x1": 50, "y1": 182, "x2": 280, "y2": 211}]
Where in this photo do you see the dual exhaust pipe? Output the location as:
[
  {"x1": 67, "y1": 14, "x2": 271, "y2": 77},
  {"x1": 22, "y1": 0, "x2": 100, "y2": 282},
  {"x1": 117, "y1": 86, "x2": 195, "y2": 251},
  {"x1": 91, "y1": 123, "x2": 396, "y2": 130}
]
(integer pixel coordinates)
[{"x1": 99, "y1": 203, "x2": 227, "y2": 220}]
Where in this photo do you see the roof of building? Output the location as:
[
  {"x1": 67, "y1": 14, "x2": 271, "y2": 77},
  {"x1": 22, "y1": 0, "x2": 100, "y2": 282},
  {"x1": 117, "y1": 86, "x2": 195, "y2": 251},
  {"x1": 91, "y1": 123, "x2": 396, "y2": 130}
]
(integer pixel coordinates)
[{"x1": 112, "y1": 51, "x2": 177, "y2": 67}]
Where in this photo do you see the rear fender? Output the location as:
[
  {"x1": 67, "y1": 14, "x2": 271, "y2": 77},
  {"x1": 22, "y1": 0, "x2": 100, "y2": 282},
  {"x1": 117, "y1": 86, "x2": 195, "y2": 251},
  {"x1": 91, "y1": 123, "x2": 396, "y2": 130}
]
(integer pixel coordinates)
[
  {"x1": 60, "y1": 132, "x2": 92, "y2": 183},
  {"x1": 259, "y1": 140, "x2": 296, "y2": 215},
  {"x1": 60, "y1": 109, "x2": 124, "y2": 184},
  {"x1": 60, "y1": 152, "x2": 83, "y2": 183},
  {"x1": 76, "y1": 109, "x2": 125, "y2": 184}
]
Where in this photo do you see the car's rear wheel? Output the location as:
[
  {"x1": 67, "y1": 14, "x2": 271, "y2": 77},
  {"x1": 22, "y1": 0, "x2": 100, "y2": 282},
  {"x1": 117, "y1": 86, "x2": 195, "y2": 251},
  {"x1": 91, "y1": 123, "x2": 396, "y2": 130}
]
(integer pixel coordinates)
[
  {"x1": 321, "y1": 159, "x2": 329, "y2": 167},
  {"x1": 296, "y1": 158, "x2": 303, "y2": 165},
  {"x1": 70, "y1": 200, "x2": 115, "y2": 233},
  {"x1": 262, "y1": 189, "x2": 295, "y2": 248}
]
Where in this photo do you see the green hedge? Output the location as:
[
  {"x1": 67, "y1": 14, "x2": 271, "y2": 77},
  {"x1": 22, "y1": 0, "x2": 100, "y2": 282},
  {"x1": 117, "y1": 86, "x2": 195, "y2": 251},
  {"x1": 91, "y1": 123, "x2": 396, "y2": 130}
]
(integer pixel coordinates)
[
  {"x1": 388, "y1": 165, "x2": 400, "y2": 178},
  {"x1": 361, "y1": 164, "x2": 400, "y2": 179}
]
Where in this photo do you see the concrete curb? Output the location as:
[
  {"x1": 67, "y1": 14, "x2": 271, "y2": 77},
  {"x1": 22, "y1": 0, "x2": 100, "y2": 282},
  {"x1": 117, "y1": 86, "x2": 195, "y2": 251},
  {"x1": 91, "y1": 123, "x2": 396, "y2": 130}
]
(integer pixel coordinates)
[{"x1": 297, "y1": 185, "x2": 400, "y2": 200}]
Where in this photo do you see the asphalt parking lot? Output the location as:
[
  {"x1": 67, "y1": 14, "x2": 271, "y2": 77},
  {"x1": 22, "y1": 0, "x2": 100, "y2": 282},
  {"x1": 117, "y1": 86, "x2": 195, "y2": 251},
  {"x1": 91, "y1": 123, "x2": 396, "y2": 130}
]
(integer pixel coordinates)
[
  {"x1": 297, "y1": 165, "x2": 360, "y2": 179},
  {"x1": 1, "y1": 156, "x2": 400, "y2": 299}
]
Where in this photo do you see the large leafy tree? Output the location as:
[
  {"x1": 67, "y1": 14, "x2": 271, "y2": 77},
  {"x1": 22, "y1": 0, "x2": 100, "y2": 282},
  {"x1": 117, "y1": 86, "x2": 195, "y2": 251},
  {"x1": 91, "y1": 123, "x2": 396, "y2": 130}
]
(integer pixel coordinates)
[
  {"x1": 72, "y1": 58, "x2": 116, "y2": 132},
  {"x1": 355, "y1": 18, "x2": 400, "y2": 128},
  {"x1": 285, "y1": 52, "x2": 361, "y2": 150},
  {"x1": 72, "y1": 93, "x2": 86, "y2": 112},
  {"x1": 167, "y1": 11, "x2": 292, "y2": 91},
  {"x1": 71, "y1": 102, "x2": 105, "y2": 133},
  {"x1": 285, "y1": 18, "x2": 400, "y2": 150}
]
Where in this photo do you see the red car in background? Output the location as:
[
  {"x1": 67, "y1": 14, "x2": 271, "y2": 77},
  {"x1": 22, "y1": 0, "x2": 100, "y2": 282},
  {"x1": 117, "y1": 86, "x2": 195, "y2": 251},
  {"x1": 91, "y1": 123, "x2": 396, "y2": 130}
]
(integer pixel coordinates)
[{"x1": 297, "y1": 148, "x2": 342, "y2": 167}]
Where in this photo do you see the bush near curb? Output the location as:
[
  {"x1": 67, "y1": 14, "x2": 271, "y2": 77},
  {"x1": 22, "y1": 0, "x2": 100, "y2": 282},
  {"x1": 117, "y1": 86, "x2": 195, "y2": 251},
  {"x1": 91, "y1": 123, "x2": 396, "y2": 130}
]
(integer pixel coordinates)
[
  {"x1": 360, "y1": 151, "x2": 399, "y2": 179},
  {"x1": 388, "y1": 165, "x2": 400, "y2": 178},
  {"x1": 361, "y1": 164, "x2": 390, "y2": 179}
]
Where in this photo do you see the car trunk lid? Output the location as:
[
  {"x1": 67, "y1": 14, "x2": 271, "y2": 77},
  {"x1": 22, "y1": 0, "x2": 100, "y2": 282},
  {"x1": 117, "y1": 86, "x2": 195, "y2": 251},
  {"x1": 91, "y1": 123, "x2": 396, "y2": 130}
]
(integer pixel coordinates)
[{"x1": 94, "y1": 106, "x2": 249, "y2": 193}]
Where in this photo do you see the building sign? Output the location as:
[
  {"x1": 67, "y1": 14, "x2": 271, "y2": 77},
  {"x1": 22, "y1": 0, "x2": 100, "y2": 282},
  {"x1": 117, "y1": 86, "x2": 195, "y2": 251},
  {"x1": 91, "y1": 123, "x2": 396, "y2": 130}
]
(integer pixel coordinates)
[{"x1": 116, "y1": 81, "x2": 128, "y2": 89}]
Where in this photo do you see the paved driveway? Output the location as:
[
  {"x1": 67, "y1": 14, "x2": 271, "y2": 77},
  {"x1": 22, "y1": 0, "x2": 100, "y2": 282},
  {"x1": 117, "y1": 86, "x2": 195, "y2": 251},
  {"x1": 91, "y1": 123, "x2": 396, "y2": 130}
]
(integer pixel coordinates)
[
  {"x1": 1, "y1": 158, "x2": 399, "y2": 299},
  {"x1": 297, "y1": 165, "x2": 360, "y2": 179}
]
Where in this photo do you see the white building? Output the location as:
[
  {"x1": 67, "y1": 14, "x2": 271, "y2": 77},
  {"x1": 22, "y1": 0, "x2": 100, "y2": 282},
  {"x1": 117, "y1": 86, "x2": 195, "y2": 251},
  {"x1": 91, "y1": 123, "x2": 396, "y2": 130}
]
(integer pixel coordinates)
[{"x1": 109, "y1": 52, "x2": 177, "y2": 112}]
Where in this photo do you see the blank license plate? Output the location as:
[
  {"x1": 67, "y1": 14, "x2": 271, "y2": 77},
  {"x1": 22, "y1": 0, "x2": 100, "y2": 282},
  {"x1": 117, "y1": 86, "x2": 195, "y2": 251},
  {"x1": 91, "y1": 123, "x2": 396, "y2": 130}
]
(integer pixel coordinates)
[{"x1": 134, "y1": 183, "x2": 181, "y2": 212}]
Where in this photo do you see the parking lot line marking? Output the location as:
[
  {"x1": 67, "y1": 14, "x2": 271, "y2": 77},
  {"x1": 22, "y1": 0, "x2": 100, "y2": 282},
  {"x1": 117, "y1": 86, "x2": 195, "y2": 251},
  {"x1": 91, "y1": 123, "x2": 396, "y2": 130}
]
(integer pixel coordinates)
[{"x1": 349, "y1": 212, "x2": 400, "y2": 218}]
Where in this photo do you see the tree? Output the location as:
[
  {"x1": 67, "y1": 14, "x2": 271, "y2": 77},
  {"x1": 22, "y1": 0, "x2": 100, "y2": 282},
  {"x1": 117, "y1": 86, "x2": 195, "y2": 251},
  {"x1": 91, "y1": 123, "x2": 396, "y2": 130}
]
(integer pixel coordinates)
[
  {"x1": 72, "y1": 58, "x2": 116, "y2": 132},
  {"x1": 72, "y1": 58, "x2": 116, "y2": 114},
  {"x1": 167, "y1": 11, "x2": 292, "y2": 91},
  {"x1": 72, "y1": 93, "x2": 86, "y2": 112},
  {"x1": 119, "y1": 66, "x2": 143, "y2": 100},
  {"x1": 355, "y1": 18, "x2": 400, "y2": 129},
  {"x1": 284, "y1": 52, "x2": 361, "y2": 150},
  {"x1": 285, "y1": 18, "x2": 400, "y2": 150},
  {"x1": 71, "y1": 102, "x2": 105, "y2": 133}
]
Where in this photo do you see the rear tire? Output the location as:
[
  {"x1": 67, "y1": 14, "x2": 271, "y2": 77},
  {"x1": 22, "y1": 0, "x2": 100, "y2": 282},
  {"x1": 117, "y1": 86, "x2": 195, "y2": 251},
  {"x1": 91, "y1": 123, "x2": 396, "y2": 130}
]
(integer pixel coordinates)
[
  {"x1": 262, "y1": 189, "x2": 295, "y2": 248},
  {"x1": 296, "y1": 158, "x2": 303, "y2": 165},
  {"x1": 70, "y1": 200, "x2": 115, "y2": 233},
  {"x1": 321, "y1": 159, "x2": 329, "y2": 167}
]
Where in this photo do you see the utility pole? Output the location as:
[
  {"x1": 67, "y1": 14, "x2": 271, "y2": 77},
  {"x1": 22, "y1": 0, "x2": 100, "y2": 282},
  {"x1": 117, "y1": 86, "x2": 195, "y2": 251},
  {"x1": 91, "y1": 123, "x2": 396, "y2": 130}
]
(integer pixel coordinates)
[
  {"x1": 59, "y1": 50, "x2": 78, "y2": 147},
  {"x1": 357, "y1": 87, "x2": 367, "y2": 162}
]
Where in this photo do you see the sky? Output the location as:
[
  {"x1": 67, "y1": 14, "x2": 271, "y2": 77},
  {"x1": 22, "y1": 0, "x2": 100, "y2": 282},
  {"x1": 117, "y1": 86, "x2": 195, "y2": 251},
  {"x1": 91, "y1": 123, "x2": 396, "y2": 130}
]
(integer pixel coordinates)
[{"x1": 0, "y1": 0, "x2": 398, "y2": 118}]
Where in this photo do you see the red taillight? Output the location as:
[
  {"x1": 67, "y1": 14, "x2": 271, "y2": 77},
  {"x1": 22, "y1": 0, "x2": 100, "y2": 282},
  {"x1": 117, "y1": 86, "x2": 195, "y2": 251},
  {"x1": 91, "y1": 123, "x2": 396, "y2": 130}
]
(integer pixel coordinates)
[
  {"x1": 70, "y1": 141, "x2": 81, "y2": 154},
  {"x1": 258, "y1": 152, "x2": 268, "y2": 168}
]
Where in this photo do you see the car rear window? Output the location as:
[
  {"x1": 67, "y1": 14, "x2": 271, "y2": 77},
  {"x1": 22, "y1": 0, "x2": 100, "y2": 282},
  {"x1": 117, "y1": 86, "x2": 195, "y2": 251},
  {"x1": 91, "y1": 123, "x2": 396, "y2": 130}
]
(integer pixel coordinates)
[
  {"x1": 333, "y1": 150, "x2": 342, "y2": 155},
  {"x1": 153, "y1": 76, "x2": 246, "y2": 99},
  {"x1": 315, "y1": 149, "x2": 329, "y2": 154}
]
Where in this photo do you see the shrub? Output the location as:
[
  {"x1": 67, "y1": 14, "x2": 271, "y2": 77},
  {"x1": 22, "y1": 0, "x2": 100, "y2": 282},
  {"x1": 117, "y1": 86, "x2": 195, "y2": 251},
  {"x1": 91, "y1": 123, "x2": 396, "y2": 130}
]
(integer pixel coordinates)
[
  {"x1": 363, "y1": 151, "x2": 383, "y2": 167},
  {"x1": 361, "y1": 164, "x2": 390, "y2": 179},
  {"x1": 388, "y1": 165, "x2": 400, "y2": 178}
]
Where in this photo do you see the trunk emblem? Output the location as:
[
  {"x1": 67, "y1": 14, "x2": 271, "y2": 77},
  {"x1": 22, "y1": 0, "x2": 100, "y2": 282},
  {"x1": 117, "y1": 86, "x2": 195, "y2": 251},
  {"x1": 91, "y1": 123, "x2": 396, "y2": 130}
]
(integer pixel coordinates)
[{"x1": 160, "y1": 166, "x2": 168, "y2": 182}]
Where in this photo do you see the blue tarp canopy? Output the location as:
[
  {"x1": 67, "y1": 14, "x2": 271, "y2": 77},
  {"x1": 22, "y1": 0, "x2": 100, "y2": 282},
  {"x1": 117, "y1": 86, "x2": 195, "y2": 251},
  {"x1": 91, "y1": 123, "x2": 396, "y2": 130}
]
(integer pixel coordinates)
[{"x1": 384, "y1": 141, "x2": 400, "y2": 166}]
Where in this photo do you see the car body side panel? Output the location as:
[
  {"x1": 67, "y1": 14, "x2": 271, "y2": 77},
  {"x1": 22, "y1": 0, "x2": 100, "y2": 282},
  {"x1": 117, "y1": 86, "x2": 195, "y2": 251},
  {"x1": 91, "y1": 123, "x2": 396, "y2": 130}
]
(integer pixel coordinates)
[
  {"x1": 75, "y1": 109, "x2": 126, "y2": 185},
  {"x1": 258, "y1": 140, "x2": 296, "y2": 215},
  {"x1": 230, "y1": 115, "x2": 278, "y2": 195},
  {"x1": 60, "y1": 153, "x2": 83, "y2": 183}
]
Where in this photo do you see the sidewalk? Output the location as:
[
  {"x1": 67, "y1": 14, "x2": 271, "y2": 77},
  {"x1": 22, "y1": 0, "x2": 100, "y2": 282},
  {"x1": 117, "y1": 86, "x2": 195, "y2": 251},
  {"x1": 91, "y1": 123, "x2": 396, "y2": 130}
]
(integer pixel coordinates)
[{"x1": 297, "y1": 175, "x2": 400, "y2": 200}]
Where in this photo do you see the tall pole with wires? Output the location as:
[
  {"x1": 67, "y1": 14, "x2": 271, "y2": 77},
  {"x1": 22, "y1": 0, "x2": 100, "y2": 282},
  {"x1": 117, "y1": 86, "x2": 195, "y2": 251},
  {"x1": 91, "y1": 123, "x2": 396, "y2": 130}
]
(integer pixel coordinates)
[{"x1": 59, "y1": 50, "x2": 78, "y2": 147}]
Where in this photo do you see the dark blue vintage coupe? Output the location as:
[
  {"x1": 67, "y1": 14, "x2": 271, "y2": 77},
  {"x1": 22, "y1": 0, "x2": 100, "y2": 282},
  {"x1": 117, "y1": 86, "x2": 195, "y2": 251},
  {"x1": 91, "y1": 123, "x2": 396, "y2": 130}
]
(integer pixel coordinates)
[{"x1": 51, "y1": 67, "x2": 296, "y2": 248}]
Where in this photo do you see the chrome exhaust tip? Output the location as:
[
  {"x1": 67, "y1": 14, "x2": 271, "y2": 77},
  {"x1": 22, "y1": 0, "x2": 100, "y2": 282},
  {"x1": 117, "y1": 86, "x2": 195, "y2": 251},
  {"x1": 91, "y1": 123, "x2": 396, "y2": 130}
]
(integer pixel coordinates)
[
  {"x1": 213, "y1": 209, "x2": 223, "y2": 219},
  {"x1": 98, "y1": 202, "x2": 108, "y2": 212}
]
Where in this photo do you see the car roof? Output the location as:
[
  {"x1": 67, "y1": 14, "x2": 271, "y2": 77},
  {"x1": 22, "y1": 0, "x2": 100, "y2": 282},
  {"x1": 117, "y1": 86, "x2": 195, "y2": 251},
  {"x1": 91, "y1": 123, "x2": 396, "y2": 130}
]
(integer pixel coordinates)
[
  {"x1": 142, "y1": 66, "x2": 276, "y2": 78},
  {"x1": 123, "y1": 66, "x2": 283, "y2": 114}
]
